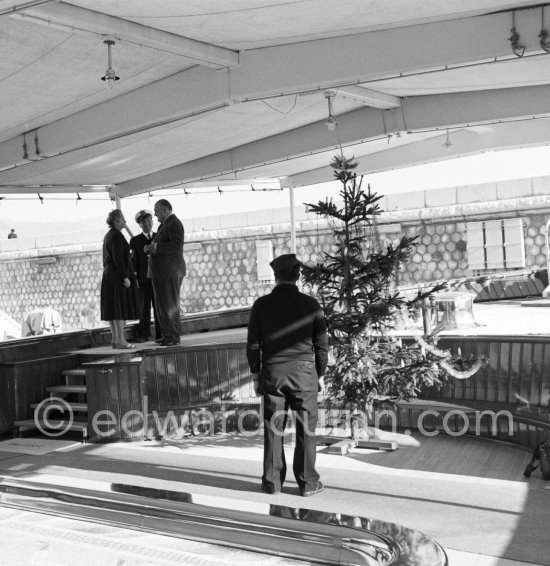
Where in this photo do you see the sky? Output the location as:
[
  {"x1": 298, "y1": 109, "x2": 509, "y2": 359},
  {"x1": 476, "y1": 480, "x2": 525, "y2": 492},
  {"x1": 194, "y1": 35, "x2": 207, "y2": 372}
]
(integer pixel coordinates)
[{"x1": 2, "y1": 145, "x2": 550, "y2": 235}]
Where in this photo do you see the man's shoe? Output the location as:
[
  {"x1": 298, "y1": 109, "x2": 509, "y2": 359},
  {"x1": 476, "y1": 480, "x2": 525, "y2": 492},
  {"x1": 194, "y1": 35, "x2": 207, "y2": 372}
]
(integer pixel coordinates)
[
  {"x1": 159, "y1": 339, "x2": 180, "y2": 346},
  {"x1": 260, "y1": 482, "x2": 281, "y2": 495},
  {"x1": 154, "y1": 338, "x2": 163, "y2": 344},
  {"x1": 300, "y1": 481, "x2": 324, "y2": 497}
]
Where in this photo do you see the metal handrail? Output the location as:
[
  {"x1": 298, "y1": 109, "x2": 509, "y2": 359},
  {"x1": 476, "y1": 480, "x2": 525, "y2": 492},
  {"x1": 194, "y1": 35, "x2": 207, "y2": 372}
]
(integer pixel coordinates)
[{"x1": 0, "y1": 476, "x2": 448, "y2": 566}]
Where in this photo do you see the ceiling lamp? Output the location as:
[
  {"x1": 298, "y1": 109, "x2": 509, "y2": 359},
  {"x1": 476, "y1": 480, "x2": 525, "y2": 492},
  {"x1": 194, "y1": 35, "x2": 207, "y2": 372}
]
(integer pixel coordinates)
[
  {"x1": 539, "y1": 7, "x2": 550, "y2": 52},
  {"x1": 509, "y1": 12, "x2": 525, "y2": 57},
  {"x1": 324, "y1": 91, "x2": 337, "y2": 131},
  {"x1": 444, "y1": 129, "x2": 452, "y2": 151},
  {"x1": 101, "y1": 38, "x2": 120, "y2": 89}
]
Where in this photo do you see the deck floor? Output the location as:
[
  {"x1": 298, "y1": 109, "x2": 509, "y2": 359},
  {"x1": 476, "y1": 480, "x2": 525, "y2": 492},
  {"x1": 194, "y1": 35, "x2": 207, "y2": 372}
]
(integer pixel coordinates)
[
  {"x1": 346, "y1": 432, "x2": 533, "y2": 482},
  {"x1": 2, "y1": 300, "x2": 550, "y2": 564},
  {"x1": 0, "y1": 429, "x2": 548, "y2": 565}
]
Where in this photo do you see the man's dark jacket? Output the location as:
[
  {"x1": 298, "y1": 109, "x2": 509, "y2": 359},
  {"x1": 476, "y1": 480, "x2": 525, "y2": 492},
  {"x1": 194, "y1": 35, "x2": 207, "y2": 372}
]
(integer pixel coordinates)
[
  {"x1": 246, "y1": 284, "x2": 328, "y2": 377},
  {"x1": 130, "y1": 232, "x2": 155, "y2": 286},
  {"x1": 147, "y1": 214, "x2": 186, "y2": 279}
]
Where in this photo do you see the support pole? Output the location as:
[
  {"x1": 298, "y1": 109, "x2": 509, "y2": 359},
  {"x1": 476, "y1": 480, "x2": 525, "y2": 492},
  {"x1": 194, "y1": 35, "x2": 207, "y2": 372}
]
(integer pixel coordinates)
[
  {"x1": 289, "y1": 185, "x2": 296, "y2": 253},
  {"x1": 114, "y1": 194, "x2": 134, "y2": 238}
]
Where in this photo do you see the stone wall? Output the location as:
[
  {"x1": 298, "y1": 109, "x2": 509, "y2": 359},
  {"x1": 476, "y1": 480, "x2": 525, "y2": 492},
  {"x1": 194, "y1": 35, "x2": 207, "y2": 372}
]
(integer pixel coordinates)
[
  {"x1": 1, "y1": 252, "x2": 103, "y2": 331},
  {"x1": 1, "y1": 176, "x2": 550, "y2": 333}
]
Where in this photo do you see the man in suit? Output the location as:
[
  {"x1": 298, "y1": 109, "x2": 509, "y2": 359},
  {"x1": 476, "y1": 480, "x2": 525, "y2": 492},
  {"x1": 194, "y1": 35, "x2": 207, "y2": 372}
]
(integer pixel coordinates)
[
  {"x1": 247, "y1": 253, "x2": 328, "y2": 497},
  {"x1": 130, "y1": 209, "x2": 161, "y2": 342},
  {"x1": 145, "y1": 199, "x2": 186, "y2": 346}
]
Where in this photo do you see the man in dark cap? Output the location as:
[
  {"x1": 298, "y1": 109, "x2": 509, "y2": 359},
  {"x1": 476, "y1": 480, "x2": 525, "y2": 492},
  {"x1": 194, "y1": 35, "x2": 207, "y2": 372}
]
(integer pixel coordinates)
[
  {"x1": 130, "y1": 210, "x2": 160, "y2": 342},
  {"x1": 247, "y1": 253, "x2": 328, "y2": 497}
]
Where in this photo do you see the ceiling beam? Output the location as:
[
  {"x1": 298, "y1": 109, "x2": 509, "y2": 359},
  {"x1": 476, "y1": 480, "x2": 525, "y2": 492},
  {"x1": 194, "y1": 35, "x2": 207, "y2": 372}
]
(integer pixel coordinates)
[
  {"x1": 288, "y1": 119, "x2": 550, "y2": 187},
  {"x1": 0, "y1": 65, "x2": 230, "y2": 181},
  {"x1": 229, "y1": 10, "x2": 533, "y2": 101},
  {"x1": 332, "y1": 86, "x2": 401, "y2": 109},
  {"x1": 0, "y1": 9, "x2": 547, "y2": 187},
  {"x1": 4, "y1": 82, "x2": 550, "y2": 190},
  {"x1": 113, "y1": 84, "x2": 550, "y2": 195},
  {"x1": 0, "y1": 0, "x2": 53, "y2": 17},
  {"x1": 14, "y1": 1, "x2": 239, "y2": 68},
  {"x1": 0, "y1": 184, "x2": 110, "y2": 195}
]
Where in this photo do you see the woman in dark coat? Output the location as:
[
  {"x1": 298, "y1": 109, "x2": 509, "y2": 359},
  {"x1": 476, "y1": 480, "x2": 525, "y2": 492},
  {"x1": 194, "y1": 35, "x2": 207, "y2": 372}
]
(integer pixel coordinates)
[{"x1": 100, "y1": 209, "x2": 139, "y2": 349}]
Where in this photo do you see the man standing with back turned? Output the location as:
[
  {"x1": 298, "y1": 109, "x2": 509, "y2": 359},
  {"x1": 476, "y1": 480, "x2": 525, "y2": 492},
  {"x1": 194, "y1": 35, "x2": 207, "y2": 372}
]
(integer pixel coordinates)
[
  {"x1": 247, "y1": 253, "x2": 328, "y2": 497},
  {"x1": 145, "y1": 199, "x2": 186, "y2": 346}
]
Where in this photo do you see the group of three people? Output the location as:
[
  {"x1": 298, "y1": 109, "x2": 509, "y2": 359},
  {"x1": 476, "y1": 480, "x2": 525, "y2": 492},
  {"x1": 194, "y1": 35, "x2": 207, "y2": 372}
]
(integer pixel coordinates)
[
  {"x1": 100, "y1": 199, "x2": 186, "y2": 349},
  {"x1": 101, "y1": 200, "x2": 328, "y2": 496}
]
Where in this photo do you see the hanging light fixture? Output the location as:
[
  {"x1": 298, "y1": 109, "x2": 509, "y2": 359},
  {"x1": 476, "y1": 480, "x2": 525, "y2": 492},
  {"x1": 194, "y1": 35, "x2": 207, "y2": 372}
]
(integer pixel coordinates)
[
  {"x1": 444, "y1": 129, "x2": 452, "y2": 150},
  {"x1": 509, "y1": 11, "x2": 525, "y2": 57},
  {"x1": 324, "y1": 91, "x2": 337, "y2": 131},
  {"x1": 539, "y1": 6, "x2": 550, "y2": 52},
  {"x1": 101, "y1": 38, "x2": 120, "y2": 89}
]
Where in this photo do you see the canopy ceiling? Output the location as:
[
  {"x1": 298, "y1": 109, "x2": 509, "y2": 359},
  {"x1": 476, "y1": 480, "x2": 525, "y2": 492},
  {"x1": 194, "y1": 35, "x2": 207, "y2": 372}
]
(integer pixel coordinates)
[{"x1": 2, "y1": 0, "x2": 550, "y2": 197}]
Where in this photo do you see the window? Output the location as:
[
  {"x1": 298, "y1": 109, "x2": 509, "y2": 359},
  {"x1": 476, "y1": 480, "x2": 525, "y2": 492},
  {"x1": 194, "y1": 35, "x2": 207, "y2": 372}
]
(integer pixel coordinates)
[
  {"x1": 255, "y1": 240, "x2": 274, "y2": 281},
  {"x1": 466, "y1": 219, "x2": 525, "y2": 270}
]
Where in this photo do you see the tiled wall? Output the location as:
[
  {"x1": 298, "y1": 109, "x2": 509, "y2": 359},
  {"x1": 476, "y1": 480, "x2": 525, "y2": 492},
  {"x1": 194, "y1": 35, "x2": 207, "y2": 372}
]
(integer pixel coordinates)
[{"x1": 1, "y1": 253, "x2": 103, "y2": 331}]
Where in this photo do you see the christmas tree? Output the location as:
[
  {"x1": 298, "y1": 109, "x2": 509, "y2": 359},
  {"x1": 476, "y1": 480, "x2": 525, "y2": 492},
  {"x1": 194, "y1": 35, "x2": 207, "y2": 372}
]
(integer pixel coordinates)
[{"x1": 303, "y1": 155, "x2": 475, "y2": 436}]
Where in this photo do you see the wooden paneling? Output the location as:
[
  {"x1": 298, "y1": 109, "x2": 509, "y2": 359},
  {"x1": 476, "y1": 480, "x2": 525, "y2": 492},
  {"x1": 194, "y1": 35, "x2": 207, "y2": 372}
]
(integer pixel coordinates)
[
  {"x1": 487, "y1": 341, "x2": 500, "y2": 402},
  {"x1": 85, "y1": 360, "x2": 145, "y2": 442},
  {"x1": 0, "y1": 370, "x2": 13, "y2": 435},
  {"x1": 416, "y1": 335, "x2": 550, "y2": 449},
  {"x1": 142, "y1": 344, "x2": 257, "y2": 415},
  {"x1": 179, "y1": 307, "x2": 249, "y2": 335},
  {"x1": 0, "y1": 328, "x2": 112, "y2": 364},
  {"x1": 430, "y1": 336, "x2": 550, "y2": 409}
]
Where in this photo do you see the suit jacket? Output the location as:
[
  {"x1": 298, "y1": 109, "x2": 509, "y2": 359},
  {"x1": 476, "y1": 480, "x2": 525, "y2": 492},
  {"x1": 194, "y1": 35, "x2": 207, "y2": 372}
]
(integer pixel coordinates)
[
  {"x1": 147, "y1": 213, "x2": 186, "y2": 279},
  {"x1": 246, "y1": 283, "x2": 329, "y2": 378},
  {"x1": 130, "y1": 232, "x2": 155, "y2": 286},
  {"x1": 103, "y1": 228, "x2": 135, "y2": 280}
]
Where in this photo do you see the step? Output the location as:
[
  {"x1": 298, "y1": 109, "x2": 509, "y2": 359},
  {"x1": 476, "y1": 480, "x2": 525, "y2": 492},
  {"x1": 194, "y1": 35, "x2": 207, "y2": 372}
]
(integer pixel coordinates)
[
  {"x1": 47, "y1": 385, "x2": 87, "y2": 394},
  {"x1": 30, "y1": 401, "x2": 88, "y2": 412},
  {"x1": 14, "y1": 418, "x2": 88, "y2": 434},
  {"x1": 62, "y1": 369, "x2": 86, "y2": 377}
]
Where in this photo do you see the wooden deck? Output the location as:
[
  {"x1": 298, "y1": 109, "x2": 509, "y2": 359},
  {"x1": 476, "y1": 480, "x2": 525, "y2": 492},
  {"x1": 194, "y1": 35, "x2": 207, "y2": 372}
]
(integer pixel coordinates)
[{"x1": 346, "y1": 432, "x2": 534, "y2": 482}]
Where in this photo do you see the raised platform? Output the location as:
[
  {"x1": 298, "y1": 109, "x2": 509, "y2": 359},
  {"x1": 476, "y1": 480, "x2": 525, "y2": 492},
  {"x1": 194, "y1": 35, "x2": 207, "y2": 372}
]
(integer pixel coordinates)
[{"x1": 67, "y1": 327, "x2": 247, "y2": 358}]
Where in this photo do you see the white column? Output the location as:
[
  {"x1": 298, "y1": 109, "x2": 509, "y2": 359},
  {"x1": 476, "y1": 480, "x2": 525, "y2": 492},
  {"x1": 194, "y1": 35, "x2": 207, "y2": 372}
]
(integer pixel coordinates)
[
  {"x1": 289, "y1": 185, "x2": 296, "y2": 253},
  {"x1": 114, "y1": 193, "x2": 134, "y2": 238}
]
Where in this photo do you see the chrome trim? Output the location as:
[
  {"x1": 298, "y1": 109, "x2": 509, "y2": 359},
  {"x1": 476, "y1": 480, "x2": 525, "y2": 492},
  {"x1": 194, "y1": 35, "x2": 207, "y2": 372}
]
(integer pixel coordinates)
[{"x1": 0, "y1": 476, "x2": 447, "y2": 566}]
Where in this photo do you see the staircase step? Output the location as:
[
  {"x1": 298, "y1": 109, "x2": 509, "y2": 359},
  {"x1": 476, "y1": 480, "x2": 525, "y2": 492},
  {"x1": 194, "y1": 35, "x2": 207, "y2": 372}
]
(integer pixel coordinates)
[
  {"x1": 30, "y1": 401, "x2": 88, "y2": 412},
  {"x1": 47, "y1": 385, "x2": 87, "y2": 394},
  {"x1": 14, "y1": 418, "x2": 88, "y2": 433},
  {"x1": 62, "y1": 369, "x2": 86, "y2": 377}
]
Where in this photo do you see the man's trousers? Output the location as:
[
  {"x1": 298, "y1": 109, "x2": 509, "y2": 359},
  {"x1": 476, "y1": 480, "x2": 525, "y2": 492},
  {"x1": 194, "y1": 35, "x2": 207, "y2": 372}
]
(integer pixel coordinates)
[
  {"x1": 151, "y1": 276, "x2": 183, "y2": 342},
  {"x1": 261, "y1": 359, "x2": 320, "y2": 492},
  {"x1": 136, "y1": 279, "x2": 161, "y2": 339}
]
